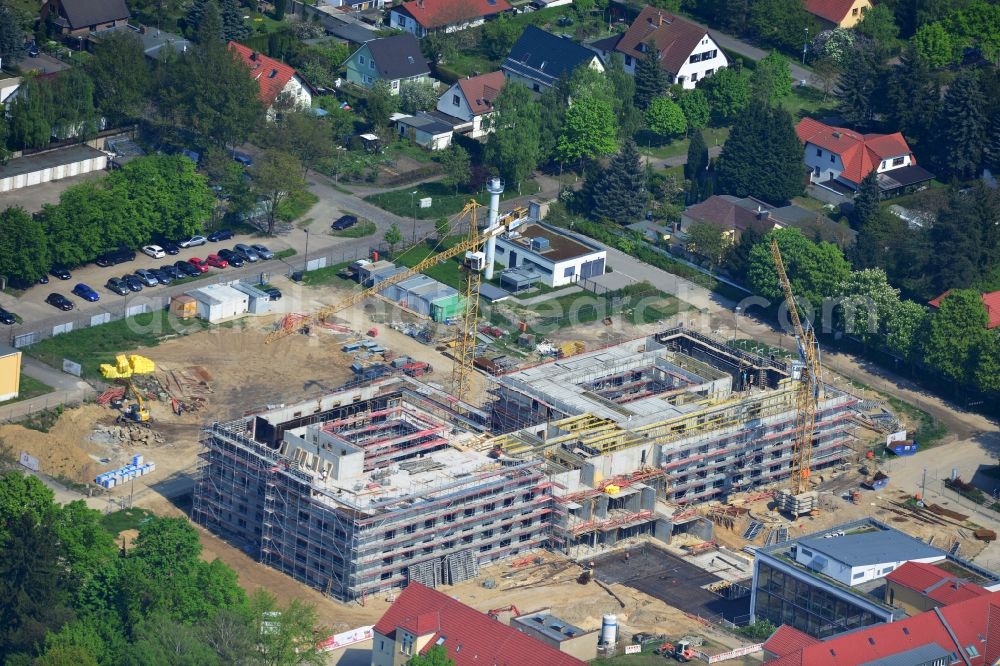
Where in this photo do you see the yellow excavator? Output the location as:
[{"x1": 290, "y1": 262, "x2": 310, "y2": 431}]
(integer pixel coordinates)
[{"x1": 100, "y1": 354, "x2": 156, "y2": 426}]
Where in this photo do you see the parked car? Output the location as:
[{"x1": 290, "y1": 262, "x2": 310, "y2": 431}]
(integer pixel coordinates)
[
  {"x1": 37, "y1": 274, "x2": 49, "y2": 284},
  {"x1": 208, "y1": 229, "x2": 234, "y2": 242},
  {"x1": 161, "y1": 241, "x2": 181, "y2": 255},
  {"x1": 45, "y1": 293, "x2": 74, "y2": 310},
  {"x1": 142, "y1": 245, "x2": 166, "y2": 259},
  {"x1": 160, "y1": 264, "x2": 183, "y2": 280},
  {"x1": 233, "y1": 152, "x2": 253, "y2": 167},
  {"x1": 218, "y1": 249, "x2": 244, "y2": 267},
  {"x1": 331, "y1": 215, "x2": 358, "y2": 231},
  {"x1": 179, "y1": 235, "x2": 207, "y2": 248},
  {"x1": 105, "y1": 277, "x2": 129, "y2": 295},
  {"x1": 96, "y1": 247, "x2": 137, "y2": 267},
  {"x1": 122, "y1": 274, "x2": 143, "y2": 292},
  {"x1": 187, "y1": 257, "x2": 210, "y2": 273},
  {"x1": 175, "y1": 260, "x2": 200, "y2": 277},
  {"x1": 264, "y1": 287, "x2": 282, "y2": 301},
  {"x1": 151, "y1": 268, "x2": 173, "y2": 285},
  {"x1": 50, "y1": 265, "x2": 71, "y2": 280},
  {"x1": 250, "y1": 243, "x2": 274, "y2": 260},
  {"x1": 206, "y1": 254, "x2": 228, "y2": 268},
  {"x1": 134, "y1": 269, "x2": 159, "y2": 287},
  {"x1": 234, "y1": 243, "x2": 259, "y2": 262},
  {"x1": 72, "y1": 283, "x2": 100, "y2": 302},
  {"x1": 26, "y1": 42, "x2": 39, "y2": 58},
  {"x1": 0, "y1": 307, "x2": 15, "y2": 325}
]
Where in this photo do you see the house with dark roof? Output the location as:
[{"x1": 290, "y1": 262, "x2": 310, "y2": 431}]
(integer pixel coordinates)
[
  {"x1": 229, "y1": 42, "x2": 314, "y2": 118},
  {"x1": 680, "y1": 195, "x2": 855, "y2": 248},
  {"x1": 589, "y1": 6, "x2": 727, "y2": 89},
  {"x1": 344, "y1": 33, "x2": 431, "y2": 93},
  {"x1": 928, "y1": 290, "x2": 1000, "y2": 330},
  {"x1": 390, "y1": 0, "x2": 511, "y2": 37},
  {"x1": 804, "y1": 0, "x2": 873, "y2": 29},
  {"x1": 884, "y1": 561, "x2": 992, "y2": 615},
  {"x1": 42, "y1": 0, "x2": 129, "y2": 37},
  {"x1": 763, "y1": 590, "x2": 1000, "y2": 665},
  {"x1": 435, "y1": 71, "x2": 505, "y2": 138},
  {"x1": 393, "y1": 112, "x2": 454, "y2": 150},
  {"x1": 371, "y1": 582, "x2": 588, "y2": 666},
  {"x1": 502, "y1": 26, "x2": 604, "y2": 94},
  {"x1": 796, "y1": 117, "x2": 935, "y2": 196}
]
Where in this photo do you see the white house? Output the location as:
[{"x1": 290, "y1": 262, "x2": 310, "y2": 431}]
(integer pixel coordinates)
[
  {"x1": 393, "y1": 112, "x2": 454, "y2": 150},
  {"x1": 390, "y1": 0, "x2": 511, "y2": 37},
  {"x1": 796, "y1": 117, "x2": 935, "y2": 195},
  {"x1": 794, "y1": 529, "x2": 944, "y2": 588},
  {"x1": 435, "y1": 71, "x2": 505, "y2": 138},
  {"x1": 494, "y1": 223, "x2": 606, "y2": 288},
  {"x1": 229, "y1": 42, "x2": 314, "y2": 118},
  {"x1": 589, "y1": 6, "x2": 727, "y2": 89}
]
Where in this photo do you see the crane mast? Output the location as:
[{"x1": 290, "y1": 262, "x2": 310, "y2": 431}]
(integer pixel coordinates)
[{"x1": 770, "y1": 238, "x2": 822, "y2": 497}]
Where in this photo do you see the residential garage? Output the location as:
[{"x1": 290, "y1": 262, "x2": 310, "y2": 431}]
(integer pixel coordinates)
[{"x1": 0, "y1": 144, "x2": 108, "y2": 192}]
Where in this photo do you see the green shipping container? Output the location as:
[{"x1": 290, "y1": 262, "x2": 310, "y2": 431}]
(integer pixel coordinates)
[{"x1": 431, "y1": 294, "x2": 464, "y2": 322}]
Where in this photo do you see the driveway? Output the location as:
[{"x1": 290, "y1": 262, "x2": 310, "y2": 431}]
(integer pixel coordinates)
[
  {"x1": 680, "y1": 16, "x2": 813, "y2": 83},
  {"x1": 15, "y1": 53, "x2": 70, "y2": 75}
]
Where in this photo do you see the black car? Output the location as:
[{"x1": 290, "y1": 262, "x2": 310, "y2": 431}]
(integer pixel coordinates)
[
  {"x1": 50, "y1": 265, "x2": 72, "y2": 280},
  {"x1": 95, "y1": 247, "x2": 136, "y2": 267},
  {"x1": 26, "y1": 42, "x2": 39, "y2": 58},
  {"x1": 233, "y1": 152, "x2": 253, "y2": 167},
  {"x1": 105, "y1": 277, "x2": 129, "y2": 296},
  {"x1": 160, "y1": 264, "x2": 184, "y2": 280},
  {"x1": 45, "y1": 293, "x2": 74, "y2": 311},
  {"x1": 151, "y1": 268, "x2": 173, "y2": 285},
  {"x1": 218, "y1": 249, "x2": 244, "y2": 267},
  {"x1": 208, "y1": 229, "x2": 234, "y2": 242},
  {"x1": 122, "y1": 274, "x2": 143, "y2": 292},
  {"x1": 331, "y1": 215, "x2": 358, "y2": 231},
  {"x1": 162, "y1": 241, "x2": 181, "y2": 256},
  {"x1": 175, "y1": 260, "x2": 201, "y2": 277},
  {"x1": 0, "y1": 307, "x2": 15, "y2": 325},
  {"x1": 264, "y1": 287, "x2": 282, "y2": 301},
  {"x1": 38, "y1": 274, "x2": 49, "y2": 284}
]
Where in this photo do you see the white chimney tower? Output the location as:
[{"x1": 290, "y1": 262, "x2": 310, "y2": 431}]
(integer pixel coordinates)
[{"x1": 484, "y1": 177, "x2": 504, "y2": 280}]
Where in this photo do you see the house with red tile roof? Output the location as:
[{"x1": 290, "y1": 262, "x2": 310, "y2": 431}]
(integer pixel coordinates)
[
  {"x1": 884, "y1": 561, "x2": 991, "y2": 615},
  {"x1": 928, "y1": 290, "x2": 1000, "y2": 330},
  {"x1": 588, "y1": 5, "x2": 728, "y2": 89},
  {"x1": 435, "y1": 71, "x2": 505, "y2": 138},
  {"x1": 371, "y1": 582, "x2": 589, "y2": 666},
  {"x1": 764, "y1": 590, "x2": 1000, "y2": 666},
  {"x1": 803, "y1": 0, "x2": 873, "y2": 29},
  {"x1": 390, "y1": 0, "x2": 511, "y2": 37},
  {"x1": 229, "y1": 42, "x2": 314, "y2": 118},
  {"x1": 796, "y1": 117, "x2": 935, "y2": 196}
]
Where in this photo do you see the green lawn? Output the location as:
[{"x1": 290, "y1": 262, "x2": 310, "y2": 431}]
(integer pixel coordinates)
[
  {"x1": 0, "y1": 374, "x2": 53, "y2": 406},
  {"x1": 277, "y1": 190, "x2": 319, "y2": 222},
  {"x1": 780, "y1": 85, "x2": 836, "y2": 120},
  {"x1": 387, "y1": 141, "x2": 438, "y2": 165},
  {"x1": 638, "y1": 126, "x2": 731, "y2": 161},
  {"x1": 100, "y1": 508, "x2": 155, "y2": 535},
  {"x1": 274, "y1": 248, "x2": 297, "y2": 260},
  {"x1": 25, "y1": 311, "x2": 207, "y2": 380},
  {"x1": 301, "y1": 260, "x2": 356, "y2": 287},
  {"x1": 365, "y1": 181, "x2": 540, "y2": 220},
  {"x1": 394, "y1": 236, "x2": 467, "y2": 290}
]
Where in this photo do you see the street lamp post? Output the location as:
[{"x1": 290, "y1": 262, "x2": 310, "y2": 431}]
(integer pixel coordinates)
[
  {"x1": 303, "y1": 227, "x2": 310, "y2": 273},
  {"x1": 802, "y1": 27, "x2": 809, "y2": 65},
  {"x1": 733, "y1": 306, "x2": 742, "y2": 341},
  {"x1": 410, "y1": 190, "x2": 418, "y2": 243}
]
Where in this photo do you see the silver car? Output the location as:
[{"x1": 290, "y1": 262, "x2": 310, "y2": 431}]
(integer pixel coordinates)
[
  {"x1": 134, "y1": 268, "x2": 159, "y2": 287},
  {"x1": 250, "y1": 243, "x2": 274, "y2": 260},
  {"x1": 234, "y1": 243, "x2": 260, "y2": 262}
]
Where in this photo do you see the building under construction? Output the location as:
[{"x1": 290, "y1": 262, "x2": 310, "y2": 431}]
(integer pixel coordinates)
[
  {"x1": 488, "y1": 328, "x2": 857, "y2": 550},
  {"x1": 193, "y1": 328, "x2": 858, "y2": 598},
  {"x1": 192, "y1": 380, "x2": 551, "y2": 602}
]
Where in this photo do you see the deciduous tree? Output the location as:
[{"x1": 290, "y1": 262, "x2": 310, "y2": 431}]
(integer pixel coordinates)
[
  {"x1": 0, "y1": 206, "x2": 51, "y2": 286},
  {"x1": 87, "y1": 31, "x2": 151, "y2": 125},
  {"x1": 912, "y1": 22, "x2": 954, "y2": 68},
  {"x1": 268, "y1": 111, "x2": 336, "y2": 176},
  {"x1": 747, "y1": 0, "x2": 817, "y2": 53},
  {"x1": 364, "y1": 80, "x2": 397, "y2": 130},
  {"x1": 482, "y1": 13, "x2": 522, "y2": 60},
  {"x1": 384, "y1": 223, "x2": 403, "y2": 255},
  {"x1": 645, "y1": 96, "x2": 687, "y2": 140},
  {"x1": 555, "y1": 97, "x2": 618, "y2": 166},
  {"x1": 750, "y1": 51, "x2": 792, "y2": 104},
  {"x1": 438, "y1": 144, "x2": 470, "y2": 194},
  {"x1": 698, "y1": 66, "x2": 749, "y2": 123},
  {"x1": 399, "y1": 81, "x2": 438, "y2": 114},
  {"x1": 922, "y1": 289, "x2": 990, "y2": 384},
  {"x1": 408, "y1": 646, "x2": 455, "y2": 666},
  {"x1": 686, "y1": 221, "x2": 727, "y2": 266},
  {"x1": 484, "y1": 82, "x2": 541, "y2": 186},
  {"x1": 252, "y1": 150, "x2": 307, "y2": 235},
  {"x1": 677, "y1": 88, "x2": 710, "y2": 130}
]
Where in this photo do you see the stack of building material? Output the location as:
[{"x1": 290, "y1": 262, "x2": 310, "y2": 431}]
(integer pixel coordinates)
[{"x1": 95, "y1": 455, "x2": 156, "y2": 489}]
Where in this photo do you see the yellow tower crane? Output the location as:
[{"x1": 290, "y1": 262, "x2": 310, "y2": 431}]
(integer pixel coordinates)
[
  {"x1": 265, "y1": 201, "x2": 506, "y2": 397},
  {"x1": 770, "y1": 238, "x2": 823, "y2": 501}
]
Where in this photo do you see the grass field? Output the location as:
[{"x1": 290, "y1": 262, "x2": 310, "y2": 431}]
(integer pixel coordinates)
[
  {"x1": 100, "y1": 508, "x2": 155, "y2": 535},
  {"x1": 301, "y1": 260, "x2": 356, "y2": 287},
  {"x1": 638, "y1": 126, "x2": 731, "y2": 160},
  {"x1": 277, "y1": 190, "x2": 319, "y2": 222},
  {"x1": 394, "y1": 237, "x2": 467, "y2": 290},
  {"x1": 365, "y1": 181, "x2": 540, "y2": 220},
  {"x1": 25, "y1": 311, "x2": 207, "y2": 380},
  {"x1": 0, "y1": 374, "x2": 53, "y2": 406}
]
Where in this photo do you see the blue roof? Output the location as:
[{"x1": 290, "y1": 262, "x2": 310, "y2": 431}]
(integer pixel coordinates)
[
  {"x1": 502, "y1": 26, "x2": 598, "y2": 88},
  {"x1": 859, "y1": 643, "x2": 952, "y2": 666},
  {"x1": 799, "y1": 529, "x2": 944, "y2": 568}
]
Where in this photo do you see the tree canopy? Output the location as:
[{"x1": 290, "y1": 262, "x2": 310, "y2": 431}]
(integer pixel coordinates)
[
  {"x1": 715, "y1": 103, "x2": 803, "y2": 204},
  {"x1": 592, "y1": 140, "x2": 646, "y2": 224},
  {"x1": 485, "y1": 82, "x2": 541, "y2": 185}
]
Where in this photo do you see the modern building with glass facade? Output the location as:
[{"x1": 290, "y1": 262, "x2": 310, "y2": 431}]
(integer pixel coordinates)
[{"x1": 750, "y1": 518, "x2": 944, "y2": 638}]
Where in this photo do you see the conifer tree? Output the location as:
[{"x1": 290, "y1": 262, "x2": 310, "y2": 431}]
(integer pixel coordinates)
[
  {"x1": 885, "y1": 45, "x2": 938, "y2": 147},
  {"x1": 984, "y1": 113, "x2": 1000, "y2": 173},
  {"x1": 836, "y1": 48, "x2": 879, "y2": 129},
  {"x1": 221, "y1": 0, "x2": 250, "y2": 41},
  {"x1": 935, "y1": 70, "x2": 986, "y2": 180},
  {"x1": 851, "y1": 171, "x2": 881, "y2": 229},
  {"x1": 685, "y1": 129, "x2": 710, "y2": 204},
  {"x1": 593, "y1": 140, "x2": 647, "y2": 224},
  {"x1": 633, "y1": 43, "x2": 667, "y2": 110},
  {"x1": 195, "y1": 0, "x2": 224, "y2": 45},
  {"x1": 716, "y1": 103, "x2": 803, "y2": 204}
]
